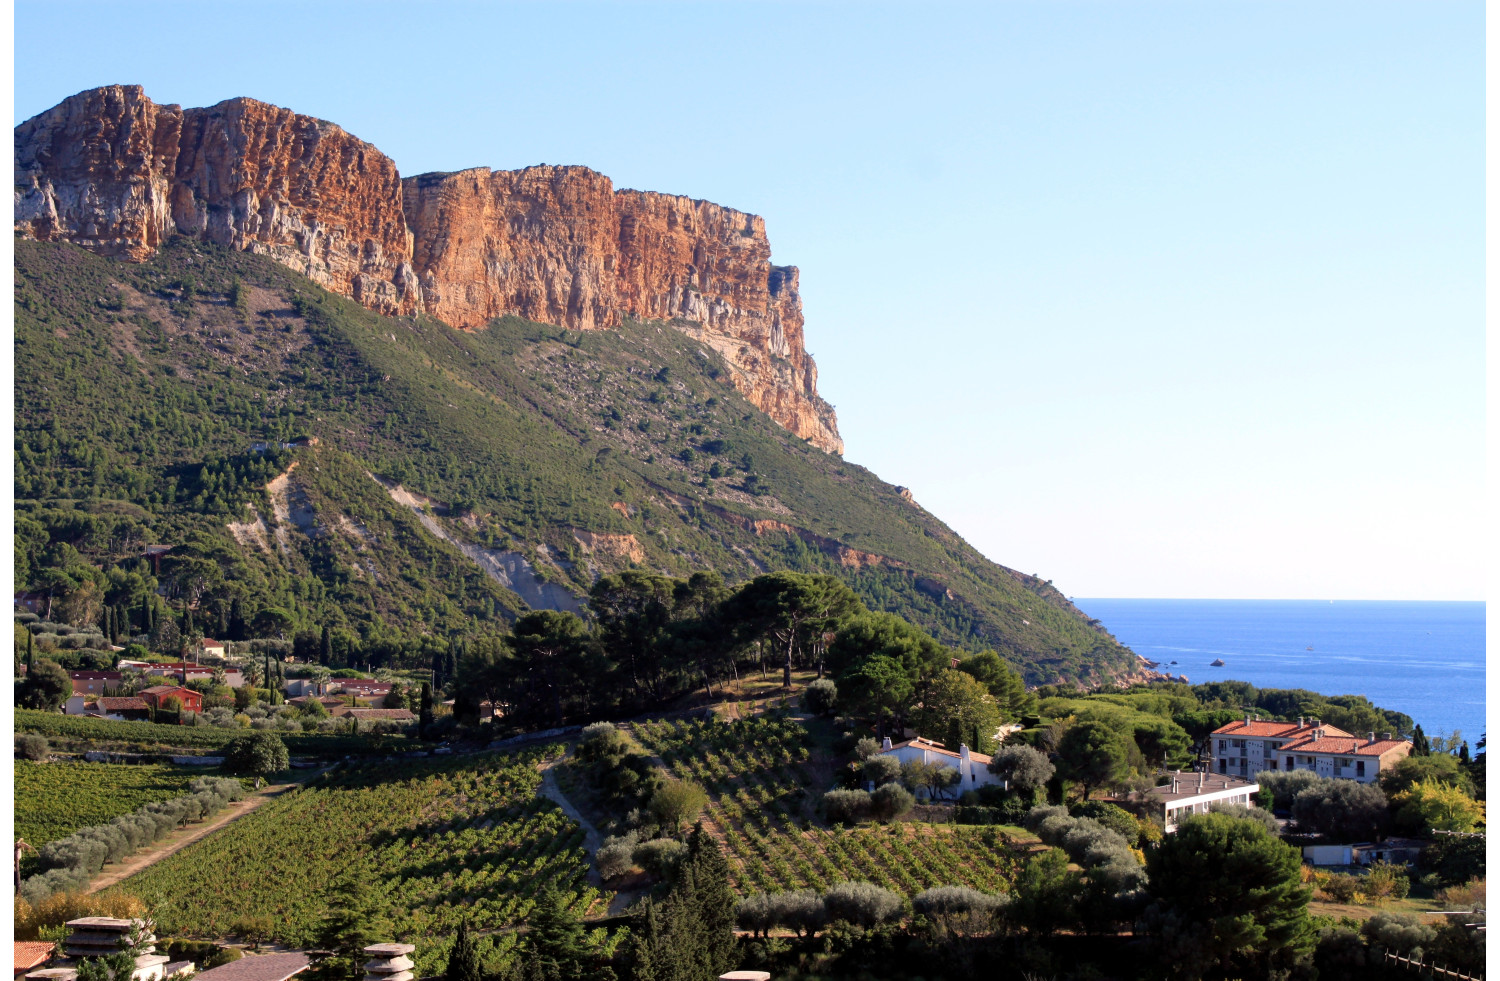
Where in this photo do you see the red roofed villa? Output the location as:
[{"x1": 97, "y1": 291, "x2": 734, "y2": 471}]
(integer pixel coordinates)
[{"x1": 1211, "y1": 715, "x2": 1411, "y2": 783}]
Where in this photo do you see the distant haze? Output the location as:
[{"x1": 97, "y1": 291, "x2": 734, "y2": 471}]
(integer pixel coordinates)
[{"x1": 11, "y1": 1, "x2": 1483, "y2": 600}]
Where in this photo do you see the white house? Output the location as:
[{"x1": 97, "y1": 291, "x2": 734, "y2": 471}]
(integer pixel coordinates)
[
  {"x1": 877, "y1": 735, "x2": 1001, "y2": 796},
  {"x1": 1210, "y1": 716, "x2": 1412, "y2": 784},
  {"x1": 1120, "y1": 770, "x2": 1260, "y2": 833}
]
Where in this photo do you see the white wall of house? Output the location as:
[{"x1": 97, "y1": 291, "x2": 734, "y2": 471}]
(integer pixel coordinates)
[
  {"x1": 1160, "y1": 783, "x2": 1259, "y2": 831},
  {"x1": 878, "y1": 738, "x2": 1002, "y2": 796},
  {"x1": 64, "y1": 695, "x2": 88, "y2": 716},
  {"x1": 1279, "y1": 752, "x2": 1378, "y2": 783}
]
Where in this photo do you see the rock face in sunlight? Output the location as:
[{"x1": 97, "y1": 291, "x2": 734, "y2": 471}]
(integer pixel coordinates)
[{"x1": 15, "y1": 85, "x2": 841, "y2": 454}]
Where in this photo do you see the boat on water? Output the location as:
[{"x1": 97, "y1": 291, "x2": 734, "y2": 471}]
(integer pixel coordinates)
[
  {"x1": 1169, "y1": 660, "x2": 1177, "y2": 665},
  {"x1": 1306, "y1": 646, "x2": 1313, "y2": 651},
  {"x1": 1210, "y1": 658, "x2": 1226, "y2": 667}
]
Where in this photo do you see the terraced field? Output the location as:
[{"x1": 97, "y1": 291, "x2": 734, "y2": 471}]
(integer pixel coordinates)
[{"x1": 630, "y1": 715, "x2": 1026, "y2": 897}]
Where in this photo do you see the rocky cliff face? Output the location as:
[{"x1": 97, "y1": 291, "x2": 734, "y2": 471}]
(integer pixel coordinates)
[
  {"x1": 15, "y1": 86, "x2": 842, "y2": 454},
  {"x1": 15, "y1": 85, "x2": 421, "y2": 315}
]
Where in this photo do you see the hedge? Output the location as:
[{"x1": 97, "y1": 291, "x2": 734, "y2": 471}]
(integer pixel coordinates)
[{"x1": 14, "y1": 710, "x2": 405, "y2": 755}]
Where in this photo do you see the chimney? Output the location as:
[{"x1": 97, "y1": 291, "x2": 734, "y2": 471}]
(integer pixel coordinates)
[
  {"x1": 1244, "y1": 714, "x2": 1251, "y2": 728},
  {"x1": 1368, "y1": 732, "x2": 1376, "y2": 744},
  {"x1": 1197, "y1": 771, "x2": 1204, "y2": 792},
  {"x1": 1383, "y1": 732, "x2": 1392, "y2": 741},
  {"x1": 959, "y1": 743, "x2": 971, "y2": 760},
  {"x1": 363, "y1": 944, "x2": 416, "y2": 981},
  {"x1": 1298, "y1": 716, "x2": 1305, "y2": 727},
  {"x1": 1172, "y1": 777, "x2": 1179, "y2": 793},
  {"x1": 1312, "y1": 729, "x2": 1321, "y2": 742},
  {"x1": 881, "y1": 736, "x2": 892, "y2": 751}
]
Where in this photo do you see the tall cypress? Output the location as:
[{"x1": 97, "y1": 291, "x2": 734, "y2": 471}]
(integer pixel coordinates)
[
  {"x1": 685, "y1": 822, "x2": 737, "y2": 977},
  {"x1": 26, "y1": 629, "x2": 34, "y2": 670},
  {"x1": 320, "y1": 625, "x2": 333, "y2": 666},
  {"x1": 1412, "y1": 724, "x2": 1431, "y2": 757},
  {"x1": 444, "y1": 920, "x2": 482, "y2": 981}
]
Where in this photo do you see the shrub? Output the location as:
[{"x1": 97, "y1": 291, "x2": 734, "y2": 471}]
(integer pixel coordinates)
[
  {"x1": 17, "y1": 734, "x2": 50, "y2": 760},
  {"x1": 577, "y1": 722, "x2": 626, "y2": 762},
  {"x1": 853, "y1": 737, "x2": 880, "y2": 761},
  {"x1": 1206, "y1": 801, "x2": 1281, "y2": 834},
  {"x1": 770, "y1": 889, "x2": 827, "y2": 937},
  {"x1": 870, "y1": 782, "x2": 915, "y2": 823},
  {"x1": 596, "y1": 831, "x2": 640, "y2": 879},
  {"x1": 1023, "y1": 804, "x2": 1070, "y2": 833},
  {"x1": 861, "y1": 755, "x2": 901, "y2": 787},
  {"x1": 632, "y1": 838, "x2": 688, "y2": 879},
  {"x1": 912, "y1": 885, "x2": 1008, "y2": 936},
  {"x1": 1360, "y1": 911, "x2": 1435, "y2": 954},
  {"x1": 822, "y1": 789, "x2": 872, "y2": 825},
  {"x1": 822, "y1": 881, "x2": 904, "y2": 928},
  {"x1": 802, "y1": 679, "x2": 837, "y2": 716},
  {"x1": 1071, "y1": 801, "x2": 1139, "y2": 842},
  {"x1": 1363, "y1": 860, "x2": 1411, "y2": 901},
  {"x1": 1318, "y1": 873, "x2": 1361, "y2": 903}
]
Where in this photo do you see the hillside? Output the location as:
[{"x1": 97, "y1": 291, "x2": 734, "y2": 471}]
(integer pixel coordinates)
[{"x1": 15, "y1": 237, "x2": 1134, "y2": 683}]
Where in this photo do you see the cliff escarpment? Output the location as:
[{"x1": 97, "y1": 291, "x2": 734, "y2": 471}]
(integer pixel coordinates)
[{"x1": 15, "y1": 85, "x2": 841, "y2": 453}]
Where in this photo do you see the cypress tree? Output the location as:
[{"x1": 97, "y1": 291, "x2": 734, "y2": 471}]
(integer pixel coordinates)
[
  {"x1": 26, "y1": 629, "x2": 34, "y2": 670},
  {"x1": 321, "y1": 625, "x2": 333, "y2": 666},
  {"x1": 444, "y1": 920, "x2": 482, "y2": 981},
  {"x1": 419, "y1": 683, "x2": 434, "y2": 738},
  {"x1": 102, "y1": 606, "x2": 112, "y2": 642},
  {"x1": 685, "y1": 822, "x2": 737, "y2": 977},
  {"x1": 1412, "y1": 724, "x2": 1431, "y2": 757}
]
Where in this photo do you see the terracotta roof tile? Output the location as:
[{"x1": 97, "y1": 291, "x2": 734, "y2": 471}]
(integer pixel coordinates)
[
  {"x1": 15, "y1": 941, "x2": 56, "y2": 969},
  {"x1": 1279, "y1": 736, "x2": 1411, "y2": 756},
  {"x1": 1211, "y1": 720, "x2": 1354, "y2": 739}
]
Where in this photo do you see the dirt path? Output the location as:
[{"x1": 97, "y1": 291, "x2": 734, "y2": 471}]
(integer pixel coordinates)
[
  {"x1": 536, "y1": 755, "x2": 650, "y2": 917},
  {"x1": 85, "y1": 772, "x2": 320, "y2": 894}
]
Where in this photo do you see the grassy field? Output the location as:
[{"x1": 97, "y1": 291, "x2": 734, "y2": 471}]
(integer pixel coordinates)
[{"x1": 104, "y1": 746, "x2": 612, "y2": 975}]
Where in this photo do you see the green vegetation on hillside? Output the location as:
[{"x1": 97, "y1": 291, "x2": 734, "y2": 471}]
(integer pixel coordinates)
[{"x1": 15, "y1": 236, "x2": 1130, "y2": 684}]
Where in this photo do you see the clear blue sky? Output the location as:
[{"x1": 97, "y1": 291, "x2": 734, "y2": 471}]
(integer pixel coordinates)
[{"x1": 13, "y1": 1, "x2": 1485, "y2": 600}]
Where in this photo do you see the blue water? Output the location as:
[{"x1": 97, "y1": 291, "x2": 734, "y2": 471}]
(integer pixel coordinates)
[{"x1": 1074, "y1": 599, "x2": 1487, "y2": 745}]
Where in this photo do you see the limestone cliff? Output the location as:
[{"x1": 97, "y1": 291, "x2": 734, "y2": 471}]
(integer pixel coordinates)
[
  {"x1": 15, "y1": 86, "x2": 842, "y2": 454},
  {"x1": 15, "y1": 85, "x2": 421, "y2": 315}
]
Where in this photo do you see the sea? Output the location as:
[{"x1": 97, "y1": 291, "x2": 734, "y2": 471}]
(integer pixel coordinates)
[{"x1": 1073, "y1": 599, "x2": 1488, "y2": 746}]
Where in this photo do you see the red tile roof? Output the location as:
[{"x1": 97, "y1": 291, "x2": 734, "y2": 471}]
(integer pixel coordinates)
[
  {"x1": 68, "y1": 672, "x2": 122, "y2": 681},
  {"x1": 1211, "y1": 719, "x2": 1354, "y2": 740},
  {"x1": 140, "y1": 685, "x2": 194, "y2": 696},
  {"x1": 14, "y1": 941, "x2": 55, "y2": 970},
  {"x1": 1279, "y1": 736, "x2": 1411, "y2": 757}
]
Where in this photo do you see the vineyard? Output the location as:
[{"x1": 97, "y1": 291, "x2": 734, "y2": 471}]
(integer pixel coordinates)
[
  {"x1": 105, "y1": 746, "x2": 616, "y2": 974},
  {"x1": 14, "y1": 710, "x2": 393, "y2": 755},
  {"x1": 15, "y1": 760, "x2": 213, "y2": 848},
  {"x1": 629, "y1": 715, "x2": 1026, "y2": 897}
]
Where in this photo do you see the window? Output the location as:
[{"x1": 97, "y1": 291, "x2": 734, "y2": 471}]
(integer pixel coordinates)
[
  {"x1": 1285, "y1": 756, "x2": 1294, "y2": 769},
  {"x1": 1218, "y1": 759, "x2": 1227, "y2": 774},
  {"x1": 1356, "y1": 761, "x2": 1365, "y2": 777},
  {"x1": 1218, "y1": 740, "x2": 1226, "y2": 752},
  {"x1": 1268, "y1": 759, "x2": 1278, "y2": 770}
]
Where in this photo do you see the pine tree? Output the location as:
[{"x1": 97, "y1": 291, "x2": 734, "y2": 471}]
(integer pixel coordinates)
[
  {"x1": 527, "y1": 886, "x2": 587, "y2": 978},
  {"x1": 316, "y1": 876, "x2": 387, "y2": 981},
  {"x1": 444, "y1": 920, "x2": 482, "y2": 981}
]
